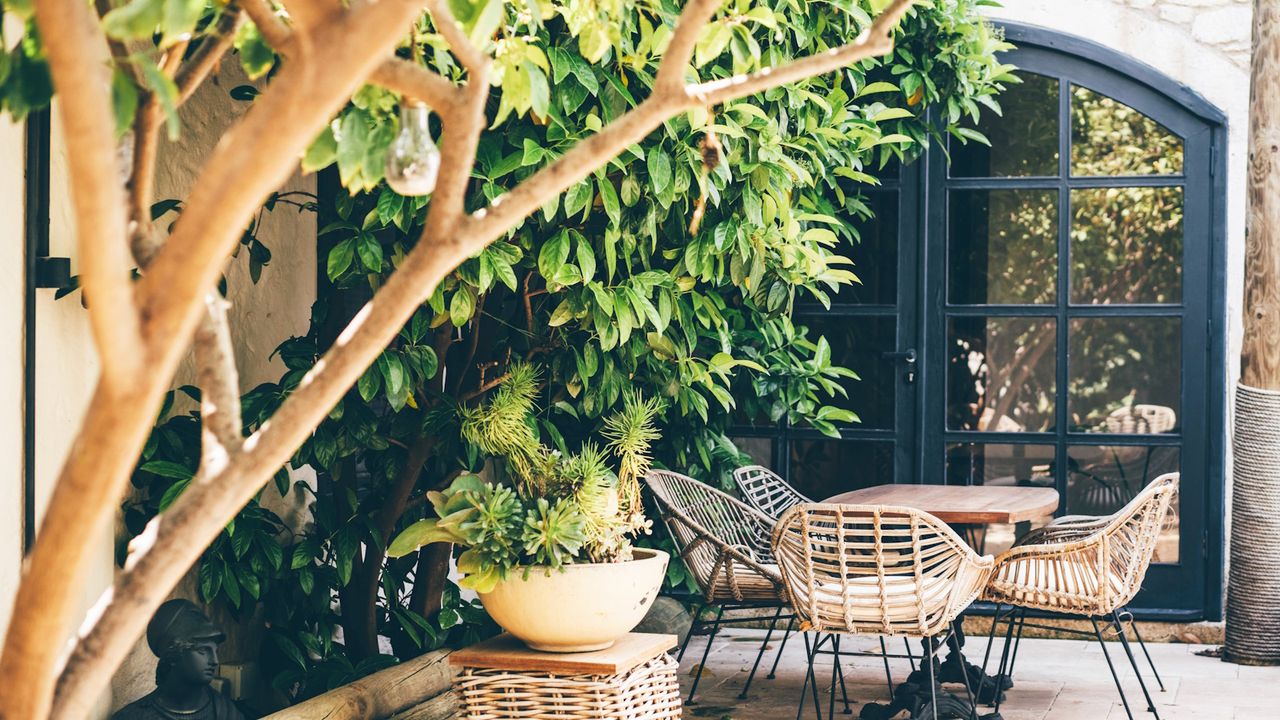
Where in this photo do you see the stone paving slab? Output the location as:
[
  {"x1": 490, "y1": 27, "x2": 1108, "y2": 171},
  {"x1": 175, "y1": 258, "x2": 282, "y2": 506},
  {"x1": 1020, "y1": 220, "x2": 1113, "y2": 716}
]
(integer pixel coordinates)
[{"x1": 677, "y1": 628, "x2": 1280, "y2": 720}]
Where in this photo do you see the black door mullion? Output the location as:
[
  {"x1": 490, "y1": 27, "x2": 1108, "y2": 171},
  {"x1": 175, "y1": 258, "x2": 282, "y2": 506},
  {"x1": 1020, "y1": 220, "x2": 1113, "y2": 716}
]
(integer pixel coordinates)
[{"x1": 1054, "y1": 75, "x2": 1072, "y2": 517}]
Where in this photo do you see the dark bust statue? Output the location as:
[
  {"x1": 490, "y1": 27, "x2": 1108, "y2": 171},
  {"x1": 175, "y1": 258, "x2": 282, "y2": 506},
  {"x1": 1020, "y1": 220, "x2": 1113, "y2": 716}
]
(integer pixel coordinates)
[{"x1": 113, "y1": 599, "x2": 246, "y2": 720}]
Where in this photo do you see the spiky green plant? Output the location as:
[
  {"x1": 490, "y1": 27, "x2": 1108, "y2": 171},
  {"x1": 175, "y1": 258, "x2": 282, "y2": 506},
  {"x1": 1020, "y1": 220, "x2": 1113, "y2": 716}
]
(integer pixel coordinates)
[{"x1": 391, "y1": 366, "x2": 662, "y2": 584}]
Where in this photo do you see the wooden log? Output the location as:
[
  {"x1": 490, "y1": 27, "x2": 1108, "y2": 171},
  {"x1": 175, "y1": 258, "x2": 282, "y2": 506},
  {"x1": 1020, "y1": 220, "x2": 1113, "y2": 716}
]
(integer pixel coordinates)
[
  {"x1": 387, "y1": 691, "x2": 458, "y2": 720},
  {"x1": 260, "y1": 650, "x2": 454, "y2": 720},
  {"x1": 1242, "y1": 0, "x2": 1280, "y2": 390}
]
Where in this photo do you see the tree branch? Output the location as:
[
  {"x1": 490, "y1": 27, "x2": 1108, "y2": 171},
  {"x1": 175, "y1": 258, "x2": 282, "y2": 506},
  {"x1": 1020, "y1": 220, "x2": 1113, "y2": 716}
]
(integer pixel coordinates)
[
  {"x1": 688, "y1": 0, "x2": 911, "y2": 106},
  {"x1": 368, "y1": 55, "x2": 463, "y2": 113},
  {"x1": 242, "y1": 0, "x2": 293, "y2": 48},
  {"x1": 653, "y1": 0, "x2": 722, "y2": 95},
  {"x1": 194, "y1": 295, "x2": 245, "y2": 473},
  {"x1": 34, "y1": 0, "x2": 144, "y2": 391},
  {"x1": 176, "y1": 8, "x2": 247, "y2": 104},
  {"x1": 424, "y1": 0, "x2": 486, "y2": 73},
  {"x1": 23, "y1": 3, "x2": 430, "y2": 718}
]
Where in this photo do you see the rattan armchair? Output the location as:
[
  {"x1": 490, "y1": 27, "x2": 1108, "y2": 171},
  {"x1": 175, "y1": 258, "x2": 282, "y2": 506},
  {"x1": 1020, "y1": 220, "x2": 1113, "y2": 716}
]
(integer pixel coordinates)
[
  {"x1": 735, "y1": 464, "x2": 811, "y2": 518},
  {"x1": 773, "y1": 503, "x2": 995, "y2": 720},
  {"x1": 980, "y1": 472, "x2": 1179, "y2": 720},
  {"x1": 644, "y1": 469, "x2": 789, "y2": 704}
]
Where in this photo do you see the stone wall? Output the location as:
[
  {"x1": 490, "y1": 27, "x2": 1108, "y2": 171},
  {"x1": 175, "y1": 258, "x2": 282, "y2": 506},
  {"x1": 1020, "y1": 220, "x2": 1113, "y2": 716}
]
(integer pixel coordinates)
[{"x1": 1129, "y1": 0, "x2": 1253, "y2": 68}]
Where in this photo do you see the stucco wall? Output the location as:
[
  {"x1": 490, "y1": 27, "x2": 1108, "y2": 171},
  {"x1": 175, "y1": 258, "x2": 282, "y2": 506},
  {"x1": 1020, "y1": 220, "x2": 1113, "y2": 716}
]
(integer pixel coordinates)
[
  {"x1": 986, "y1": 0, "x2": 1251, "y2": 614},
  {"x1": 0, "y1": 116, "x2": 25, "y2": 637}
]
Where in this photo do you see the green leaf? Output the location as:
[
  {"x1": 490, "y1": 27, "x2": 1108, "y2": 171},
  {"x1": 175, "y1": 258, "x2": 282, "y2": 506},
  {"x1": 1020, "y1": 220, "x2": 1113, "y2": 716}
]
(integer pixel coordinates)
[
  {"x1": 103, "y1": 0, "x2": 164, "y2": 40},
  {"x1": 538, "y1": 230, "x2": 571, "y2": 279},
  {"x1": 575, "y1": 238, "x2": 596, "y2": 282},
  {"x1": 357, "y1": 233, "x2": 383, "y2": 273},
  {"x1": 357, "y1": 363, "x2": 382, "y2": 402},
  {"x1": 111, "y1": 67, "x2": 138, "y2": 141},
  {"x1": 450, "y1": 287, "x2": 476, "y2": 327},
  {"x1": 140, "y1": 60, "x2": 181, "y2": 141},
  {"x1": 647, "y1": 149, "x2": 672, "y2": 189},
  {"x1": 327, "y1": 238, "x2": 355, "y2": 280},
  {"x1": 140, "y1": 460, "x2": 193, "y2": 480},
  {"x1": 235, "y1": 21, "x2": 277, "y2": 80},
  {"x1": 157, "y1": 478, "x2": 189, "y2": 511}
]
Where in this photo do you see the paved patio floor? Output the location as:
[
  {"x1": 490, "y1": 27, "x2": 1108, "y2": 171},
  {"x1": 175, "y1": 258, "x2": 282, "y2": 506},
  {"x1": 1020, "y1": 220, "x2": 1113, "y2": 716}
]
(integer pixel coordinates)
[{"x1": 676, "y1": 628, "x2": 1279, "y2": 719}]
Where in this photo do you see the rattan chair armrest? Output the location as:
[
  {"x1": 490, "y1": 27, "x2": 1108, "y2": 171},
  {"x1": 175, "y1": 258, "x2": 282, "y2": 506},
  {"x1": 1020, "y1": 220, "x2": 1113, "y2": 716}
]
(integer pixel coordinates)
[{"x1": 1014, "y1": 521, "x2": 1107, "y2": 547}]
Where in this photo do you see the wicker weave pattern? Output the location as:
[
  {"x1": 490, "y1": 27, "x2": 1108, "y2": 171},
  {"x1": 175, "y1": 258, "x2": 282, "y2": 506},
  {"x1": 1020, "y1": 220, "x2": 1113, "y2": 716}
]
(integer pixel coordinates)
[
  {"x1": 456, "y1": 655, "x2": 682, "y2": 720},
  {"x1": 644, "y1": 469, "x2": 788, "y2": 604},
  {"x1": 734, "y1": 465, "x2": 811, "y2": 519},
  {"x1": 771, "y1": 503, "x2": 994, "y2": 637},
  {"x1": 984, "y1": 473, "x2": 1178, "y2": 616}
]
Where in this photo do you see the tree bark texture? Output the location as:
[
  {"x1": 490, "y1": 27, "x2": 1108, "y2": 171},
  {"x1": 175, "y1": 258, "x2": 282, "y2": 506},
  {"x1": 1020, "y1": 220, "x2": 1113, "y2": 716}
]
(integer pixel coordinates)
[{"x1": 1243, "y1": 0, "x2": 1280, "y2": 389}]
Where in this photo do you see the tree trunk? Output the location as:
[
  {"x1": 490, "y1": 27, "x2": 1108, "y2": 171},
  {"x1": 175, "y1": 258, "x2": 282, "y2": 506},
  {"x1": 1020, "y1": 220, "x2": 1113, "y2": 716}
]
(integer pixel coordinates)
[
  {"x1": 1226, "y1": 0, "x2": 1280, "y2": 667},
  {"x1": 1242, "y1": 0, "x2": 1280, "y2": 389}
]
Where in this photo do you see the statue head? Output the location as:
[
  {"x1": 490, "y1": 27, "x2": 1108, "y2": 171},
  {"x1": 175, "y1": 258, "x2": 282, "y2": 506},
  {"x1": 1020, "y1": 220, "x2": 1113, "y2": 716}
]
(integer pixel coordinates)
[{"x1": 146, "y1": 599, "x2": 225, "y2": 688}]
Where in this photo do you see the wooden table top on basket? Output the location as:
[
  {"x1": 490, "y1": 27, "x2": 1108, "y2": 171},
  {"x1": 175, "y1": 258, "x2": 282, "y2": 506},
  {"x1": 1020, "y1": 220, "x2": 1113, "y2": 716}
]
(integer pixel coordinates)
[
  {"x1": 823, "y1": 483, "x2": 1060, "y2": 525},
  {"x1": 450, "y1": 632, "x2": 678, "y2": 676}
]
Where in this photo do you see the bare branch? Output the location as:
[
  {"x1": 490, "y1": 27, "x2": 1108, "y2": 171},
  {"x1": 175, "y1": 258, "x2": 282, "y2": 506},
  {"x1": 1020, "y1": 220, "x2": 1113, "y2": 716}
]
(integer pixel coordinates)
[
  {"x1": 33, "y1": 0, "x2": 143, "y2": 391},
  {"x1": 176, "y1": 9, "x2": 247, "y2": 104},
  {"x1": 194, "y1": 295, "x2": 245, "y2": 473},
  {"x1": 688, "y1": 0, "x2": 912, "y2": 106},
  {"x1": 653, "y1": 0, "x2": 723, "y2": 95},
  {"x1": 425, "y1": 0, "x2": 487, "y2": 72},
  {"x1": 281, "y1": 0, "x2": 342, "y2": 31},
  {"x1": 242, "y1": 0, "x2": 292, "y2": 48},
  {"x1": 369, "y1": 55, "x2": 463, "y2": 112}
]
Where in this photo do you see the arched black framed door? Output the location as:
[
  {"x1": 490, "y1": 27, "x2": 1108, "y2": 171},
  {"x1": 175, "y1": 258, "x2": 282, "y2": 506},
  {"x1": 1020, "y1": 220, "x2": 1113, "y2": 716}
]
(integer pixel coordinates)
[{"x1": 920, "y1": 24, "x2": 1227, "y2": 619}]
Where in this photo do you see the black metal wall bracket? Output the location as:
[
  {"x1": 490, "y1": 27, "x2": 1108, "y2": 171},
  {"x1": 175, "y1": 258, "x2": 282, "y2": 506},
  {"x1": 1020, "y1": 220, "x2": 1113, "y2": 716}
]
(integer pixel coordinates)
[{"x1": 33, "y1": 255, "x2": 70, "y2": 289}]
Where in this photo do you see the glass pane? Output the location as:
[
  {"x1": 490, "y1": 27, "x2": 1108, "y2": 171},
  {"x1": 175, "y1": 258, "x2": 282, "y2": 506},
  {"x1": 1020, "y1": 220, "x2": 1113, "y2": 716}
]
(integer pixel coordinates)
[
  {"x1": 1071, "y1": 85, "x2": 1184, "y2": 176},
  {"x1": 789, "y1": 439, "x2": 893, "y2": 501},
  {"x1": 802, "y1": 315, "x2": 896, "y2": 430},
  {"x1": 952, "y1": 72, "x2": 1060, "y2": 177},
  {"x1": 949, "y1": 189, "x2": 1058, "y2": 305},
  {"x1": 1069, "y1": 318, "x2": 1181, "y2": 433},
  {"x1": 839, "y1": 191, "x2": 898, "y2": 305},
  {"x1": 1066, "y1": 445, "x2": 1180, "y2": 563},
  {"x1": 947, "y1": 317, "x2": 1056, "y2": 432},
  {"x1": 946, "y1": 443, "x2": 1056, "y2": 555},
  {"x1": 1070, "y1": 187, "x2": 1183, "y2": 304}
]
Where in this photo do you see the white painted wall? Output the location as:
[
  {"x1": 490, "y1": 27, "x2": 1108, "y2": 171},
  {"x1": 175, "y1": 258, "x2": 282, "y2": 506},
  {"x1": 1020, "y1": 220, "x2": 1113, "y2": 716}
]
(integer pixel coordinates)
[
  {"x1": 0, "y1": 116, "x2": 25, "y2": 638},
  {"x1": 986, "y1": 0, "x2": 1251, "y2": 614}
]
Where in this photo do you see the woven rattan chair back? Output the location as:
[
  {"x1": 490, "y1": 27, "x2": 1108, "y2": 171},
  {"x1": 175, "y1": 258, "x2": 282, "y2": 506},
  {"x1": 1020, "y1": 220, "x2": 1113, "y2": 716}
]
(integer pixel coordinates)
[
  {"x1": 772, "y1": 503, "x2": 994, "y2": 638},
  {"x1": 987, "y1": 472, "x2": 1179, "y2": 615},
  {"x1": 734, "y1": 465, "x2": 811, "y2": 519},
  {"x1": 645, "y1": 469, "x2": 787, "y2": 603}
]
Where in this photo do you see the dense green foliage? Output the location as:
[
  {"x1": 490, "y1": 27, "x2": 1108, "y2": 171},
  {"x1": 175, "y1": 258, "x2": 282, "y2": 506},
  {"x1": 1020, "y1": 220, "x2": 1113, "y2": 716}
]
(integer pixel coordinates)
[{"x1": 109, "y1": 0, "x2": 1014, "y2": 708}]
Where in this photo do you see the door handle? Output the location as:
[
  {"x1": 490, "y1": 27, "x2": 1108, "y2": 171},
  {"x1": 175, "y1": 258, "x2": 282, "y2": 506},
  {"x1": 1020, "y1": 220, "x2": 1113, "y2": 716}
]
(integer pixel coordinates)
[{"x1": 881, "y1": 349, "x2": 917, "y2": 365}]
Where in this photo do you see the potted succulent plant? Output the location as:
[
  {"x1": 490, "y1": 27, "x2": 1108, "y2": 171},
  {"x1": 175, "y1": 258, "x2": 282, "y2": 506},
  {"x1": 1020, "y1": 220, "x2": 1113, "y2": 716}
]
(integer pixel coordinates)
[{"x1": 388, "y1": 364, "x2": 668, "y2": 652}]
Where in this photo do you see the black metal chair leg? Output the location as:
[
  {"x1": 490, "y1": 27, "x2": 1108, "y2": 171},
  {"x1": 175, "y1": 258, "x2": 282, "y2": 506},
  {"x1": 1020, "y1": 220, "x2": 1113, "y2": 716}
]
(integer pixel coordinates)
[
  {"x1": 1128, "y1": 612, "x2": 1167, "y2": 692},
  {"x1": 770, "y1": 616, "x2": 796, "y2": 680},
  {"x1": 1006, "y1": 608, "x2": 1028, "y2": 680},
  {"x1": 991, "y1": 606, "x2": 1019, "y2": 713},
  {"x1": 1113, "y1": 612, "x2": 1161, "y2": 717},
  {"x1": 948, "y1": 631, "x2": 979, "y2": 720},
  {"x1": 925, "y1": 635, "x2": 941, "y2": 720},
  {"x1": 797, "y1": 632, "x2": 824, "y2": 720},
  {"x1": 828, "y1": 634, "x2": 840, "y2": 720},
  {"x1": 833, "y1": 635, "x2": 853, "y2": 715},
  {"x1": 686, "y1": 604, "x2": 724, "y2": 705},
  {"x1": 978, "y1": 602, "x2": 1003, "y2": 701},
  {"x1": 904, "y1": 638, "x2": 917, "y2": 672},
  {"x1": 878, "y1": 636, "x2": 895, "y2": 699},
  {"x1": 676, "y1": 601, "x2": 703, "y2": 663},
  {"x1": 740, "y1": 605, "x2": 783, "y2": 699},
  {"x1": 1092, "y1": 617, "x2": 1137, "y2": 720}
]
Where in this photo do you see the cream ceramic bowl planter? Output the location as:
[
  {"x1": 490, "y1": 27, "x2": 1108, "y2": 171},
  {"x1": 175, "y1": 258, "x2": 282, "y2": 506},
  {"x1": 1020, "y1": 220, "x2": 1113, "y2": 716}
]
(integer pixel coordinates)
[{"x1": 478, "y1": 548, "x2": 670, "y2": 652}]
